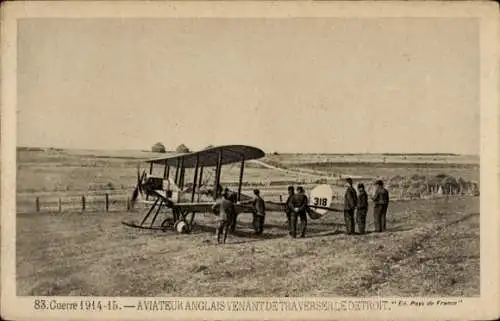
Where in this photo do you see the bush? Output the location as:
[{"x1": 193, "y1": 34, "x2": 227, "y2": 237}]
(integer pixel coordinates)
[
  {"x1": 401, "y1": 179, "x2": 412, "y2": 189},
  {"x1": 389, "y1": 175, "x2": 404, "y2": 182},
  {"x1": 410, "y1": 181, "x2": 421, "y2": 189},
  {"x1": 388, "y1": 182, "x2": 400, "y2": 189},
  {"x1": 405, "y1": 187, "x2": 422, "y2": 199},
  {"x1": 411, "y1": 174, "x2": 426, "y2": 181}
]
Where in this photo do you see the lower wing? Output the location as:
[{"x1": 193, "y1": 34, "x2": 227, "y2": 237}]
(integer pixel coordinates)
[
  {"x1": 264, "y1": 201, "x2": 343, "y2": 219},
  {"x1": 173, "y1": 202, "x2": 254, "y2": 213}
]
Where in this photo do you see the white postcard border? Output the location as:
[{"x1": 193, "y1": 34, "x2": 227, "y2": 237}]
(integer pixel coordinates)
[{"x1": 1, "y1": 1, "x2": 499, "y2": 320}]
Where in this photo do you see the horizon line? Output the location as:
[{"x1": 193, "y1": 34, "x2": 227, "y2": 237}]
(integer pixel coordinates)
[{"x1": 15, "y1": 145, "x2": 479, "y2": 157}]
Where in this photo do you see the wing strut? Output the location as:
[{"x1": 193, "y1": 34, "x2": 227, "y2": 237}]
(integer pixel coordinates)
[
  {"x1": 174, "y1": 158, "x2": 180, "y2": 185},
  {"x1": 237, "y1": 156, "x2": 245, "y2": 202},
  {"x1": 213, "y1": 148, "x2": 223, "y2": 200},
  {"x1": 191, "y1": 154, "x2": 200, "y2": 202},
  {"x1": 197, "y1": 165, "x2": 204, "y2": 202},
  {"x1": 163, "y1": 163, "x2": 169, "y2": 179},
  {"x1": 179, "y1": 157, "x2": 185, "y2": 189}
]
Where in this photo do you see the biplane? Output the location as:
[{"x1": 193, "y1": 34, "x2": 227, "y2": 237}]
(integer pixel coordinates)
[{"x1": 122, "y1": 144, "x2": 341, "y2": 233}]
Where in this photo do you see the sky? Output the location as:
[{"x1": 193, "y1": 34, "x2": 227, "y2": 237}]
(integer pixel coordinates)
[{"x1": 17, "y1": 18, "x2": 479, "y2": 154}]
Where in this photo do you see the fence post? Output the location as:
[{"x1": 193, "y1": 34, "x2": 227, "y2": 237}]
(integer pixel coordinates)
[
  {"x1": 58, "y1": 198, "x2": 62, "y2": 212},
  {"x1": 105, "y1": 193, "x2": 109, "y2": 212},
  {"x1": 36, "y1": 197, "x2": 40, "y2": 212},
  {"x1": 82, "y1": 195, "x2": 86, "y2": 212}
]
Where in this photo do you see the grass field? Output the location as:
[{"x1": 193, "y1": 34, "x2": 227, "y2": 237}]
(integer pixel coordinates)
[
  {"x1": 16, "y1": 147, "x2": 480, "y2": 297},
  {"x1": 17, "y1": 197, "x2": 479, "y2": 297}
]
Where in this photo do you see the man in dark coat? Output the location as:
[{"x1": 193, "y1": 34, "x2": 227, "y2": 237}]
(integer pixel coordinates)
[
  {"x1": 372, "y1": 180, "x2": 390, "y2": 232},
  {"x1": 343, "y1": 178, "x2": 357, "y2": 235},
  {"x1": 211, "y1": 190, "x2": 236, "y2": 244},
  {"x1": 284, "y1": 186, "x2": 295, "y2": 235},
  {"x1": 356, "y1": 183, "x2": 369, "y2": 234},
  {"x1": 290, "y1": 186, "x2": 309, "y2": 238},
  {"x1": 241, "y1": 189, "x2": 266, "y2": 235}
]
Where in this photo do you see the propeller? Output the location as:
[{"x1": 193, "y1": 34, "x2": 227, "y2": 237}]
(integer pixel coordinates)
[{"x1": 131, "y1": 164, "x2": 147, "y2": 207}]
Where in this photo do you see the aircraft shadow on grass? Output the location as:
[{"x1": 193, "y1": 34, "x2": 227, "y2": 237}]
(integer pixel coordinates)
[
  {"x1": 191, "y1": 223, "x2": 284, "y2": 240},
  {"x1": 189, "y1": 220, "x2": 346, "y2": 241}
]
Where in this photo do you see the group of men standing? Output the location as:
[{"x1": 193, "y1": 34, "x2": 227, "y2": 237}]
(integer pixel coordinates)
[
  {"x1": 211, "y1": 187, "x2": 266, "y2": 244},
  {"x1": 284, "y1": 186, "x2": 309, "y2": 238},
  {"x1": 210, "y1": 184, "x2": 310, "y2": 244},
  {"x1": 343, "y1": 178, "x2": 390, "y2": 234},
  {"x1": 210, "y1": 178, "x2": 390, "y2": 244}
]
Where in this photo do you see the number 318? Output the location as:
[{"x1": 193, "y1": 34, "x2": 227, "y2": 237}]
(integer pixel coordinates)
[{"x1": 313, "y1": 197, "x2": 328, "y2": 206}]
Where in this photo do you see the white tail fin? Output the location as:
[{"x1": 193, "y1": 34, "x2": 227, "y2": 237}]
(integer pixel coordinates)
[{"x1": 308, "y1": 184, "x2": 334, "y2": 219}]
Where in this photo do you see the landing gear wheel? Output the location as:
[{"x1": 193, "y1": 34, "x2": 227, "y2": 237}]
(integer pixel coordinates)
[{"x1": 174, "y1": 220, "x2": 191, "y2": 234}]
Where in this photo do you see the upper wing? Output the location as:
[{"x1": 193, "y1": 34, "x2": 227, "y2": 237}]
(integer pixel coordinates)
[{"x1": 145, "y1": 145, "x2": 265, "y2": 168}]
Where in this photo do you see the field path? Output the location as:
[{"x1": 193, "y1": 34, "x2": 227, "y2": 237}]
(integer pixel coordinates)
[{"x1": 250, "y1": 160, "x2": 366, "y2": 180}]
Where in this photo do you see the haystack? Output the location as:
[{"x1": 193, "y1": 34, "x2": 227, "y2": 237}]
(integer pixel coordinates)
[{"x1": 151, "y1": 142, "x2": 166, "y2": 153}]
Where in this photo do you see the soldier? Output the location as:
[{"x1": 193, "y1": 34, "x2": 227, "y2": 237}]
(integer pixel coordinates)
[
  {"x1": 343, "y1": 178, "x2": 357, "y2": 235},
  {"x1": 356, "y1": 183, "x2": 368, "y2": 234},
  {"x1": 284, "y1": 186, "x2": 295, "y2": 235},
  {"x1": 372, "y1": 180, "x2": 390, "y2": 232},
  {"x1": 211, "y1": 189, "x2": 236, "y2": 244},
  {"x1": 213, "y1": 184, "x2": 224, "y2": 199},
  {"x1": 250, "y1": 189, "x2": 266, "y2": 235},
  {"x1": 290, "y1": 186, "x2": 308, "y2": 238}
]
